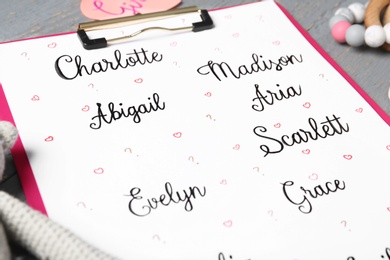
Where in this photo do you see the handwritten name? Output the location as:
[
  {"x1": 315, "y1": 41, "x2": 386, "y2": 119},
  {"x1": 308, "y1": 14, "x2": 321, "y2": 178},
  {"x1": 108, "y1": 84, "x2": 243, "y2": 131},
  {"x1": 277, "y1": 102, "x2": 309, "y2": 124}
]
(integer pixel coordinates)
[
  {"x1": 253, "y1": 114, "x2": 350, "y2": 157},
  {"x1": 252, "y1": 83, "x2": 302, "y2": 112},
  {"x1": 90, "y1": 93, "x2": 165, "y2": 130},
  {"x1": 55, "y1": 48, "x2": 163, "y2": 80},
  {"x1": 126, "y1": 182, "x2": 206, "y2": 217},
  {"x1": 281, "y1": 179, "x2": 346, "y2": 214},
  {"x1": 196, "y1": 53, "x2": 303, "y2": 81}
]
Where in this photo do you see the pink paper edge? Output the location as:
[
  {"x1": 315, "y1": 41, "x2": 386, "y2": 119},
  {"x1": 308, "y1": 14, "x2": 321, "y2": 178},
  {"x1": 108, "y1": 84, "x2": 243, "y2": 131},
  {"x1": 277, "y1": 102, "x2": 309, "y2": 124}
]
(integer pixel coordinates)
[
  {"x1": 0, "y1": 83, "x2": 47, "y2": 215},
  {"x1": 274, "y1": 2, "x2": 390, "y2": 125}
]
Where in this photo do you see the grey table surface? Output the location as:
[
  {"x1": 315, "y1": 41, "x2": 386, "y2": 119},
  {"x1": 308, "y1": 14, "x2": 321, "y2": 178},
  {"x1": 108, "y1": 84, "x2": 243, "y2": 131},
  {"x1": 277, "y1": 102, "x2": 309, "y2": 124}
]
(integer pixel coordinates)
[{"x1": 0, "y1": 0, "x2": 389, "y2": 200}]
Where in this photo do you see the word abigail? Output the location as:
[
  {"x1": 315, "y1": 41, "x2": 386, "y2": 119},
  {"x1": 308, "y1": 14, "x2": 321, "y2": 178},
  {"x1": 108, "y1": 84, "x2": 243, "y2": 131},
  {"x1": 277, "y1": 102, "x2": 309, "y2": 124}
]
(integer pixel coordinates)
[
  {"x1": 196, "y1": 53, "x2": 303, "y2": 81},
  {"x1": 281, "y1": 179, "x2": 346, "y2": 214},
  {"x1": 126, "y1": 182, "x2": 206, "y2": 217},
  {"x1": 89, "y1": 93, "x2": 165, "y2": 129},
  {"x1": 253, "y1": 114, "x2": 350, "y2": 156},
  {"x1": 55, "y1": 48, "x2": 163, "y2": 80}
]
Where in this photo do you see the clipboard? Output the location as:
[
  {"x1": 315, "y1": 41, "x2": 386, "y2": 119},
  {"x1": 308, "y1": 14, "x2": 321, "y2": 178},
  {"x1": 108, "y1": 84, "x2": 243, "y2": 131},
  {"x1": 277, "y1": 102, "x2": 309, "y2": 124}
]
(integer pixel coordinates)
[{"x1": 1, "y1": 1, "x2": 390, "y2": 259}]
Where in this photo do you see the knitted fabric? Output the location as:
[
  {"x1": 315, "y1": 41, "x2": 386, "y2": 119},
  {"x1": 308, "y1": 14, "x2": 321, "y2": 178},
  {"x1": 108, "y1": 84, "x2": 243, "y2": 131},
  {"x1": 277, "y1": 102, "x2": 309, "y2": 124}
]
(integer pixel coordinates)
[{"x1": 0, "y1": 191, "x2": 117, "y2": 260}]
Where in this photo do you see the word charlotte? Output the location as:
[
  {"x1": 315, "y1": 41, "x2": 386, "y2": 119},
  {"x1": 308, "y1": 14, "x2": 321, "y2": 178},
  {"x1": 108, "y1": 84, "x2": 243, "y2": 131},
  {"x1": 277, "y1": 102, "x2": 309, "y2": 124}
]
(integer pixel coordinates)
[{"x1": 54, "y1": 48, "x2": 163, "y2": 80}]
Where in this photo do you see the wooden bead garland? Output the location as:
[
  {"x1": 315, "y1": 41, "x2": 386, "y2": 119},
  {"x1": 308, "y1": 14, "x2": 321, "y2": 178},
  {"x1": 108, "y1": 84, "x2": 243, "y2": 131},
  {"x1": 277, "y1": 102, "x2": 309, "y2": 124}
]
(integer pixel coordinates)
[{"x1": 330, "y1": 0, "x2": 390, "y2": 51}]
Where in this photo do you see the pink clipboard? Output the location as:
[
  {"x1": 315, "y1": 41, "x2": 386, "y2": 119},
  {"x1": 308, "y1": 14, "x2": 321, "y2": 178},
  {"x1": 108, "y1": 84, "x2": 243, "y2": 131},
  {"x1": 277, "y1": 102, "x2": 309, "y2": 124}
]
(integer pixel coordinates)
[{"x1": 0, "y1": 3, "x2": 389, "y2": 255}]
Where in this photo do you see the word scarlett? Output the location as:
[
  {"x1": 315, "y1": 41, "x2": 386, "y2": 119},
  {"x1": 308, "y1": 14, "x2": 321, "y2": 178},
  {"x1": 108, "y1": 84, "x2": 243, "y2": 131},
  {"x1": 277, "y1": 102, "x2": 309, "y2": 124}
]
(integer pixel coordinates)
[
  {"x1": 196, "y1": 53, "x2": 303, "y2": 81},
  {"x1": 253, "y1": 114, "x2": 350, "y2": 156},
  {"x1": 281, "y1": 179, "x2": 346, "y2": 214},
  {"x1": 89, "y1": 93, "x2": 165, "y2": 129},
  {"x1": 54, "y1": 48, "x2": 163, "y2": 80},
  {"x1": 126, "y1": 182, "x2": 206, "y2": 217}
]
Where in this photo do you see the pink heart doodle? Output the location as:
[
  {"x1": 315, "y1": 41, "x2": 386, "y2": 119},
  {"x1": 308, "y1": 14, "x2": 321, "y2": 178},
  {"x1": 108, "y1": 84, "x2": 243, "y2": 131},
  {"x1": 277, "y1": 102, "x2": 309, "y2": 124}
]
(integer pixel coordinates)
[
  {"x1": 302, "y1": 149, "x2": 311, "y2": 154},
  {"x1": 81, "y1": 105, "x2": 90, "y2": 112},
  {"x1": 94, "y1": 168, "x2": 104, "y2": 174},
  {"x1": 343, "y1": 154, "x2": 353, "y2": 160},
  {"x1": 44, "y1": 136, "x2": 54, "y2": 142},
  {"x1": 308, "y1": 173, "x2": 318, "y2": 180},
  {"x1": 170, "y1": 41, "x2": 177, "y2": 47},
  {"x1": 232, "y1": 33, "x2": 239, "y2": 38},
  {"x1": 355, "y1": 108, "x2": 363, "y2": 113},
  {"x1": 272, "y1": 40, "x2": 280, "y2": 45},
  {"x1": 220, "y1": 179, "x2": 227, "y2": 185},
  {"x1": 47, "y1": 42, "x2": 57, "y2": 48},
  {"x1": 134, "y1": 78, "x2": 143, "y2": 83},
  {"x1": 31, "y1": 95, "x2": 40, "y2": 101},
  {"x1": 273, "y1": 123, "x2": 281, "y2": 128},
  {"x1": 173, "y1": 132, "x2": 182, "y2": 138},
  {"x1": 223, "y1": 220, "x2": 233, "y2": 227},
  {"x1": 204, "y1": 92, "x2": 212, "y2": 97},
  {"x1": 386, "y1": 145, "x2": 390, "y2": 151},
  {"x1": 303, "y1": 102, "x2": 311, "y2": 109}
]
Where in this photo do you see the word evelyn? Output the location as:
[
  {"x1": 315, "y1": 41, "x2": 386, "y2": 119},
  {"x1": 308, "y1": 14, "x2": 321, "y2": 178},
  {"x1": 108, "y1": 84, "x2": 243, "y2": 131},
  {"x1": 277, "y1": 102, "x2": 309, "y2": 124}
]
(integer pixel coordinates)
[
  {"x1": 54, "y1": 48, "x2": 163, "y2": 80},
  {"x1": 253, "y1": 114, "x2": 350, "y2": 157},
  {"x1": 89, "y1": 93, "x2": 165, "y2": 129},
  {"x1": 126, "y1": 182, "x2": 206, "y2": 217},
  {"x1": 196, "y1": 52, "x2": 303, "y2": 81},
  {"x1": 281, "y1": 179, "x2": 346, "y2": 214},
  {"x1": 252, "y1": 83, "x2": 302, "y2": 112}
]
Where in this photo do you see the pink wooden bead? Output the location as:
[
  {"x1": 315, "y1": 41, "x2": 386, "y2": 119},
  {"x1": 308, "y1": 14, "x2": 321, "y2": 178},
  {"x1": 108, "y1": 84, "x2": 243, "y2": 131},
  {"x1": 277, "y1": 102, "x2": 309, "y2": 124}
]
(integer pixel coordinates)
[{"x1": 331, "y1": 20, "x2": 351, "y2": 43}]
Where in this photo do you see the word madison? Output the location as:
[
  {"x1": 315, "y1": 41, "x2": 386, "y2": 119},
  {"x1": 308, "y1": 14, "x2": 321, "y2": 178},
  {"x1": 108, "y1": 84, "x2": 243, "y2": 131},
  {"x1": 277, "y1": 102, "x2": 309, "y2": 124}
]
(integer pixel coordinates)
[{"x1": 197, "y1": 52, "x2": 303, "y2": 81}]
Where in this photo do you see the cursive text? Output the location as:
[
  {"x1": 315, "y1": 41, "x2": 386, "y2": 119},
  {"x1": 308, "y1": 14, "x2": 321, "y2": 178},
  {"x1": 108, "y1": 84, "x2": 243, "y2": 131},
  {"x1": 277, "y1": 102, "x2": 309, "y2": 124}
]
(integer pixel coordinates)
[{"x1": 126, "y1": 182, "x2": 206, "y2": 217}]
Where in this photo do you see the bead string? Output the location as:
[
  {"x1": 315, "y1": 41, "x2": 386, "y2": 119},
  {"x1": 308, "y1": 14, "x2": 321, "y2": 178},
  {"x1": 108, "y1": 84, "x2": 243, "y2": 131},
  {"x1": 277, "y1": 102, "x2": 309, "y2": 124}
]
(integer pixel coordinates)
[{"x1": 330, "y1": 0, "x2": 390, "y2": 50}]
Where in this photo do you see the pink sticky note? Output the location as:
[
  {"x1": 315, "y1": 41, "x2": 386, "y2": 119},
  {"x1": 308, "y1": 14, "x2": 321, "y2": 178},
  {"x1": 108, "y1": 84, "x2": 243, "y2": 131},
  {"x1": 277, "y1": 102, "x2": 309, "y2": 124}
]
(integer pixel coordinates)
[{"x1": 80, "y1": 0, "x2": 182, "y2": 20}]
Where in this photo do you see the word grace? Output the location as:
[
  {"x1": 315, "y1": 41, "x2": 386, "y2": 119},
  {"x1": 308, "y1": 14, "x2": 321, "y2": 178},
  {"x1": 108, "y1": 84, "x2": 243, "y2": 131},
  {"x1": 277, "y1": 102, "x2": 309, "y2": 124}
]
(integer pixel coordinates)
[
  {"x1": 252, "y1": 83, "x2": 302, "y2": 112},
  {"x1": 253, "y1": 114, "x2": 350, "y2": 157},
  {"x1": 196, "y1": 52, "x2": 303, "y2": 81},
  {"x1": 54, "y1": 48, "x2": 163, "y2": 80},
  {"x1": 126, "y1": 182, "x2": 206, "y2": 217},
  {"x1": 89, "y1": 93, "x2": 165, "y2": 130},
  {"x1": 281, "y1": 179, "x2": 346, "y2": 214}
]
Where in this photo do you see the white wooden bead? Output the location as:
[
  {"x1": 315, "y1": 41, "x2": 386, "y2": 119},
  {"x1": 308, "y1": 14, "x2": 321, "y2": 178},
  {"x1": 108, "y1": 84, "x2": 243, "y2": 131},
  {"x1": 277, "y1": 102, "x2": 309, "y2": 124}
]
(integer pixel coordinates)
[
  {"x1": 348, "y1": 2, "x2": 365, "y2": 23},
  {"x1": 365, "y1": 25, "x2": 386, "y2": 47},
  {"x1": 335, "y1": 7, "x2": 354, "y2": 23},
  {"x1": 384, "y1": 23, "x2": 390, "y2": 44}
]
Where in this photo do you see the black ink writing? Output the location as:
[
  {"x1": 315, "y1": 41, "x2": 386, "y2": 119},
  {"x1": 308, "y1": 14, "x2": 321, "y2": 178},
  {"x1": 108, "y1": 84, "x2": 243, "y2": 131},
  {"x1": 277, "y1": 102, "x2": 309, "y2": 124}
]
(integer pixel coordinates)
[
  {"x1": 347, "y1": 247, "x2": 390, "y2": 259},
  {"x1": 252, "y1": 83, "x2": 302, "y2": 112},
  {"x1": 89, "y1": 93, "x2": 165, "y2": 130},
  {"x1": 55, "y1": 48, "x2": 163, "y2": 80},
  {"x1": 126, "y1": 182, "x2": 206, "y2": 217},
  {"x1": 196, "y1": 53, "x2": 303, "y2": 81},
  {"x1": 281, "y1": 179, "x2": 346, "y2": 214},
  {"x1": 253, "y1": 114, "x2": 350, "y2": 157}
]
